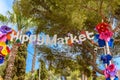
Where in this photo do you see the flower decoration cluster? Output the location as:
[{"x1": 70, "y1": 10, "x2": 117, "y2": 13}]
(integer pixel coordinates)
[
  {"x1": 94, "y1": 22, "x2": 119, "y2": 80},
  {"x1": 0, "y1": 25, "x2": 16, "y2": 64},
  {"x1": 0, "y1": 25, "x2": 32, "y2": 64},
  {"x1": 95, "y1": 22, "x2": 113, "y2": 42}
]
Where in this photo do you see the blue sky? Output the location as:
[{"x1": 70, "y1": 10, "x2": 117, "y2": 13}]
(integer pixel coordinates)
[
  {"x1": 0, "y1": 0, "x2": 120, "y2": 73},
  {"x1": 0, "y1": 0, "x2": 13, "y2": 15}
]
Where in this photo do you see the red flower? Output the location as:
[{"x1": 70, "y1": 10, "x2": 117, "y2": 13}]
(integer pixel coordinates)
[
  {"x1": 107, "y1": 64, "x2": 116, "y2": 72},
  {"x1": 96, "y1": 22, "x2": 110, "y2": 33},
  {"x1": 6, "y1": 46, "x2": 10, "y2": 53}
]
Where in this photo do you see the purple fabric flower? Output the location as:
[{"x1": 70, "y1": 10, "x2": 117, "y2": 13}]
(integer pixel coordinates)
[
  {"x1": 109, "y1": 69, "x2": 117, "y2": 77},
  {"x1": 0, "y1": 25, "x2": 12, "y2": 34}
]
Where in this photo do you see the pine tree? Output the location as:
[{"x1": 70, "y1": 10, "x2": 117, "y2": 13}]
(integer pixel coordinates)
[{"x1": 40, "y1": 60, "x2": 48, "y2": 80}]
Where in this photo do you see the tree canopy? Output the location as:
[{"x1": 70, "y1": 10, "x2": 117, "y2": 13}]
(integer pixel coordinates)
[{"x1": 1, "y1": 0, "x2": 120, "y2": 79}]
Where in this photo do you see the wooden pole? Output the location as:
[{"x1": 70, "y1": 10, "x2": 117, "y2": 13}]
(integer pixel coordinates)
[{"x1": 105, "y1": 41, "x2": 114, "y2": 80}]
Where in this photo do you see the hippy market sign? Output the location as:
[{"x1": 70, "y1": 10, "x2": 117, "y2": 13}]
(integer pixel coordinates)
[{"x1": 10, "y1": 31, "x2": 94, "y2": 45}]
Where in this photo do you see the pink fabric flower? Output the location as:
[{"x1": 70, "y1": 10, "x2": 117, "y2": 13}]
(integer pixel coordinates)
[
  {"x1": 99, "y1": 30, "x2": 113, "y2": 42},
  {"x1": 0, "y1": 32, "x2": 7, "y2": 42},
  {"x1": 103, "y1": 69, "x2": 110, "y2": 78}
]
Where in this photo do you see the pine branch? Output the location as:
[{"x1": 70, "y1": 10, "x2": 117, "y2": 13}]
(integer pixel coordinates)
[{"x1": 82, "y1": 5, "x2": 98, "y2": 12}]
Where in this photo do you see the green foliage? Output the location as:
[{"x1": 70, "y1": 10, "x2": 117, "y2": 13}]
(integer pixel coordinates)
[
  {"x1": 97, "y1": 76, "x2": 105, "y2": 80},
  {"x1": 0, "y1": 61, "x2": 7, "y2": 77},
  {"x1": 14, "y1": 0, "x2": 120, "y2": 37},
  {"x1": 0, "y1": 14, "x2": 8, "y2": 22},
  {"x1": 67, "y1": 70, "x2": 81, "y2": 80},
  {"x1": 114, "y1": 5, "x2": 120, "y2": 20},
  {"x1": 40, "y1": 60, "x2": 48, "y2": 80}
]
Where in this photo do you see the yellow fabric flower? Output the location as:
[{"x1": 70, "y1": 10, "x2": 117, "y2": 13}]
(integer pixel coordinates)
[{"x1": 0, "y1": 42, "x2": 8, "y2": 56}]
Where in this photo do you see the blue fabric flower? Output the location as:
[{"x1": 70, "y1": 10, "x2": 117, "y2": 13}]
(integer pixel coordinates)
[
  {"x1": 93, "y1": 34, "x2": 99, "y2": 43},
  {"x1": 94, "y1": 34, "x2": 114, "y2": 48},
  {"x1": 108, "y1": 38, "x2": 114, "y2": 48},
  {"x1": 106, "y1": 76, "x2": 119, "y2": 80},
  {"x1": 25, "y1": 31, "x2": 32, "y2": 37},
  {"x1": 114, "y1": 76, "x2": 119, "y2": 80},
  {"x1": 101, "y1": 54, "x2": 112, "y2": 65},
  {"x1": 106, "y1": 77, "x2": 110, "y2": 80},
  {"x1": 5, "y1": 40, "x2": 9, "y2": 44},
  {"x1": 98, "y1": 39, "x2": 106, "y2": 47},
  {"x1": 0, "y1": 55, "x2": 4, "y2": 64}
]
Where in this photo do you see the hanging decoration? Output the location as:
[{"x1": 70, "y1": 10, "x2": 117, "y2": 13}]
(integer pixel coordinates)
[
  {"x1": 0, "y1": 25, "x2": 16, "y2": 64},
  {"x1": 94, "y1": 34, "x2": 114, "y2": 48},
  {"x1": 0, "y1": 54, "x2": 4, "y2": 64},
  {"x1": 94, "y1": 22, "x2": 119, "y2": 80},
  {"x1": 101, "y1": 54, "x2": 112, "y2": 65},
  {"x1": 25, "y1": 31, "x2": 32, "y2": 37},
  {"x1": 68, "y1": 39, "x2": 73, "y2": 46}
]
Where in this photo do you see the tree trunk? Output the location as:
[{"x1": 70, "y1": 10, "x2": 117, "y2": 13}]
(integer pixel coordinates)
[
  {"x1": 64, "y1": 76, "x2": 67, "y2": 80},
  {"x1": 81, "y1": 74, "x2": 84, "y2": 80},
  {"x1": 61, "y1": 76, "x2": 63, "y2": 80},
  {"x1": 60, "y1": 76, "x2": 67, "y2": 80},
  {"x1": 4, "y1": 44, "x2": 18, "y2": 80},
  {"x1": 12, "y1": 43, "x2": 28, "y2": 80},
  {"x1": 118, "y1": 70, "x2": 120, "y2": 79},
  {"x1": 84, "y1": 75, "x2": 87, "y2": 80},
  {"x1": 92, "y1": 71, "x2": 97, "y2": 80},
  {"x1": 31, "y1": 35, "x2": 38, "y2": 73},
  {"x1": 31, "y1": 45, "x2": 37, "y2": 73}
]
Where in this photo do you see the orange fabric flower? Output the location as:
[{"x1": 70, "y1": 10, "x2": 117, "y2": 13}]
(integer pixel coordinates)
[
  {"x1": 68, "y1": 39, "x2": 73, "y2": 46},
  {"x1": 7, "y1": 30, "x2": 17, "y2": 40}
]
